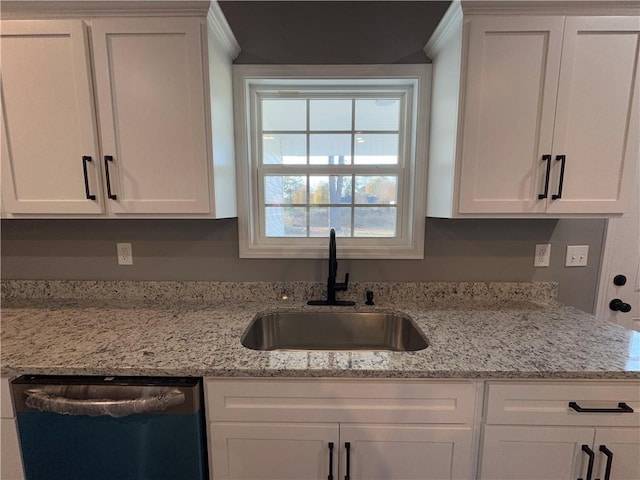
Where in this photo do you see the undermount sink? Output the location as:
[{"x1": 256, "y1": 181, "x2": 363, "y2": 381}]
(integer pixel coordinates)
[{"x1": 241, "y1": 311, "x2": 429, "y2": 352}]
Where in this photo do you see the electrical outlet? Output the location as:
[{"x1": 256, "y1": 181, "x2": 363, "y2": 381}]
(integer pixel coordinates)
[
  {"x1": 565, "y1": 245, "x2": 588, "y2": 267},
  {"x1": 117, "y1": 243, "x2": 133, "y2": 265},
  {"x1": 534, "y1": 244, "x2": 551, "y2": 267}
]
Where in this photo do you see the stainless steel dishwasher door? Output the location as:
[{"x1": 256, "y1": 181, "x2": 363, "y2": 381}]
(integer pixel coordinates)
[{"x1": 12, "y1": 376, "x2": 208, "y2": 480}]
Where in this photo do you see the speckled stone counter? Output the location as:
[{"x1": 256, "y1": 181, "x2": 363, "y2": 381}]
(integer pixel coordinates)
[{"x1": 2, "y1": 281, "x2": 639, "y2": 379}]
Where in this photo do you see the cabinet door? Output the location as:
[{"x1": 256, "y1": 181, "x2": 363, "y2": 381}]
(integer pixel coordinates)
[
  {"x1": 480, "y1": 425, "x2": 595, "y2": 480},
  {"x1": 0, "y1": 20, "x2": 104, "y2": 214},
  {"x1": 457, "y1": 16, "x2": 564, "y2": 214},
  {"x1": 1, "y1": 418, "x2": 24, "y2": 480},
  {"x1": 209, "y1": 422, "x2": 339, "y2": 480},
  {"x1": 90, "y1": 17, "x2": 212, "y2": 215},
  {"x1": 593, "y1": 428, "x2": 640, "y2": 480},
  {"x1": 340, "y1": 424, "x2": 473, "y2": 480},
  {"x1": 547, "y1": 17, "x2": 640, "y2": 214}
]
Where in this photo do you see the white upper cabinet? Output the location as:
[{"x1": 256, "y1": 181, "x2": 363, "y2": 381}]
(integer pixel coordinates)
[
  {"x1": 425, "y1": 3, "x2": 640, "y2": 218},
  {"x1": 1, "y1": 5, "x2": 238, "y2": 218},
  {"x1": 0, "y1": 20, "x2": 104, "y2": 215}
]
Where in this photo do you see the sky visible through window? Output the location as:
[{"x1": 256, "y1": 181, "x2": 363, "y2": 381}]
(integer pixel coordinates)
[{"x1": 260, "y1": 96, "x2": 403, "y2": 238}]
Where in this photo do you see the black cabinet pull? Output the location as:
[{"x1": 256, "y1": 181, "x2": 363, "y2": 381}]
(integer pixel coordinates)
[
  {"x1": 538, "y1": 154, "x2": 552, "y2": 199},
  {"x1": 328, "y1": 442, "x2": 334, "y2": 480},
  {"x1": 609, "y1": 299, "x2": 632, "y2": 313},
  {"x1": 344, "y1": 442, "x2": 351, "y2": 480},
  {"x1": 552, "y1": 154, "x2": 566, "y2": 200},
  {"x1": 578, "y1": 444, "x2": 595, "y2": 480},
  {"x1": 104, "y1": 155, "x2": 117, "y2": 200},
  {"x1": 596, "y1": 445, "x2": 613, "y2": 480},
  {"x1": 569, "y1": 402, "x2": 634, "y2": 413},
  {"x1": 82, "y1": 156, "x2": 96, "y2": 200}
]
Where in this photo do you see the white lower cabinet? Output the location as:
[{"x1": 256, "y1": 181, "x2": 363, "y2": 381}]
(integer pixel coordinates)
[
  {"x1": 341, "y1": 424, "x2": 473, "y2": 480},
  {"x1": 206, "y1": 379, "x2": 479, "y2": 480},
  {"x1": 1, "y1": 378, "x2": 24, "y2": 480},
  {"x1": 481, "y1": 425, "x2": 596, "y2": 480},
  {"x1": 479, "y1": 381, "x2": 640, "y2": 480},
  {"x1": 211, "y1": 422, "x2": 338, "y2": 480},
  {"x1": 593, "y1": 428, "x2": 640, "y2": 480}
]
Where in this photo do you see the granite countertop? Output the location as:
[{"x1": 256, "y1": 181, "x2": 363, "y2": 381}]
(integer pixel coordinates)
[{"x1": 1, "y1": 281, "x2": 639, "y2": 380}]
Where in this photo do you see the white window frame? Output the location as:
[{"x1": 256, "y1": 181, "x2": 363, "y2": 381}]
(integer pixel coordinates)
[{"x1": 233, "y1": 65, "x2": 430, "y2": 259}]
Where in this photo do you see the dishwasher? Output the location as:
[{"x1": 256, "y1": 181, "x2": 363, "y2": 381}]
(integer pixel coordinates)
[{"x1": 11, "y1": 375, "x2": 208, "y2": 480}]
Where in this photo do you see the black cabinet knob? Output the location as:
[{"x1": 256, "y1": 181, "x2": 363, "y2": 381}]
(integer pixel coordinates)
[
  {"x1": 613, "y1": 275, "x2": 627, "y2": 286},
  {"x1": 609, "y1": 299, "x2": 632, "y2": 313}
]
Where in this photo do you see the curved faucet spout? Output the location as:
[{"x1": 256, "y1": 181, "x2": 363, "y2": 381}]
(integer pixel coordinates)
[{"x1": 307, "y1": 228, "x2": 355, "y2": 306}]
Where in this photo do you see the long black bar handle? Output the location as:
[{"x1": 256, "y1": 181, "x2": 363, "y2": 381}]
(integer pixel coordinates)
[
  {"x1": 552, "y1": 154, "x2": 566, "y2": 200},
  {"x1": 82, "y1": 156, "x2": 96, "y2": 200},
  {"x1": 596, "y1": 445, "x2": 613, "y2": 480},
  {"x1": 569, "y1": 402, "x2": 634, "y2": 413},
  {"x1": 104, "y1": 155, "x2": 117, "y2": 200},
  {"x1": 327, "y1": 442, "x2": 334, "y2": 480},
  {"x1": 344, "y1": 442, "x2": 351, "y2": 480},
  {"x1": 538, "y1": 154, "x2": 552, "y2": 199},
  {"x1": 578, "y1": 444, "x2": 595, "y2": 480}
]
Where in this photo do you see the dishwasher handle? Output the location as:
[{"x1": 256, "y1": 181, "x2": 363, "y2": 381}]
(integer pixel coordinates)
[{"x1": 24, "y1": 387, "x2": 186, "y2": 418}]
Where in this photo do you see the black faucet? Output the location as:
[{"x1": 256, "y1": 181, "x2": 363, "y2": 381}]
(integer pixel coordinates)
[{"x1": 308, "y1": 228, "x2": 355, "y2": 306}]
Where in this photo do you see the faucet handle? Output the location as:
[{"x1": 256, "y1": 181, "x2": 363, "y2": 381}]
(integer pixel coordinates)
[{"x1": 335, "y1": 272, "x2": 349, "y2": 291}]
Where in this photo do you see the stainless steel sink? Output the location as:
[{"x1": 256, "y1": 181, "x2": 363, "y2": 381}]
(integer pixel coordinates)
[{"x1": 241, "y1": 311, "x2": 429, "y2": 352}]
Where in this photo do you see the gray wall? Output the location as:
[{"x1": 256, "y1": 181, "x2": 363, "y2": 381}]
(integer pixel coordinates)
[{"x1": 1, "y1": 217, "x2": 605, "y2": 313}]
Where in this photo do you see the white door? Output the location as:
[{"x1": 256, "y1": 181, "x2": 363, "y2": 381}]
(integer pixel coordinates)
[
  {"x1": 209, "y1": 422, "x2": 339, "y2": 480},
  {"x1": 480, "y1": 425, "x2": 596, "y2": 480},
  {"x1": 597, "y1": 158, "x2": 640, "y2": 331},
  {"x1": 90, "y1": 17, "x2": 212, "y2": 215},
  {"x1": 341, "y1": 424, "x2": 473, "y2": 480},
  {"x1": 593, "y1": 428, "x2": 640, "y2": 480},
  {"x1": 0, "y1": 20, "x2": 104, "y2": 214},
  {"x1": 547, "y1": 16, "x2": 640, "y2": 215},
  {"x1": 457, "y1": 16, "x2": 564, "y2": 214}
]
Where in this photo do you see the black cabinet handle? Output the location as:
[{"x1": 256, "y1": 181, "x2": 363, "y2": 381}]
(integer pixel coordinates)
[
  {"x1": 328, "y1": 442, "x2": 334, "y2": 480},
  {"x1": 82, "y1": 156, "x2": 96, "y2": 200},
  {"x1": 104, "y1": 155, "x2": 117, "y2": 200},
  {"x1": 344, "y1": 442, "x2": 351, "y2": 480},
  {"x1": 538, "y1": 154, "x2": 552, "y2": 199},
  {"x1": 569, "y1": 402, "x2": 634, "y2": 413},
  {"x1": 609, "y1": 299, "x2": 632, "y2": 313},
  {"x1": 596, "y1": 445, "x2": 613, "y2": 480},
  {"x1": 578, "y1": 444, "x2": 595, "y2": 480},
  {"x1": 552, "y1": 154, "x2": 566, "y2": 200}
]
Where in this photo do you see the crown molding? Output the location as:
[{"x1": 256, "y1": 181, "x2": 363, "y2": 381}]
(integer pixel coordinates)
[
  {"x1": 424, "y1": 1, "x2": 463, "y2": 59},
  {"x1": 459, "y1": 0, "x2": 640, "y2": 16},
  {"x1": 207, "y1": 1, "x2": 241, "y2": 60},
  {"x1": 0, "y1": 1, "x2": 211, "y2": 19}
]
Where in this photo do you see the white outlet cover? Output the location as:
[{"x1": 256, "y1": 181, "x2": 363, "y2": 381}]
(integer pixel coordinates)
[
  {"x1": 117, "y1": 242, "x2": 133, "y2": 265},
  {"x1": 565, "y1": 245, "x2": 588, "y2": 267},
  {"x1": 534, "y1": 244, "x2": 551, "y2": 267}
]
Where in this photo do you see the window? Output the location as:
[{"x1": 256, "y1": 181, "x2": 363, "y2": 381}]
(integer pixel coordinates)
[{"x1": 234, "y1": 65, "x2": 430, "y2": 258}]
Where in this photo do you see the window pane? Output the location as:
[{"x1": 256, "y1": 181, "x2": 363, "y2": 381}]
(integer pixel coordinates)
[
  {"x1": 310, "y1": 99, "x2": 352, "y2": 131},
  {"x1": 355, "y1": 98, "x2": 400, "y2": 131},
  {"x1": 262, "y1": 99, "x2": 306, "y2": 131},
  {"x1": 354, "y1": 207, "x2": 396, "y2": 237},
  {"x1": 310, "y1": 134, "x2": 352, "y2": 165},
  {"x1": 265, "y1": 176, "x2": 307, "y2": 204},
  {"x1": 310, "y1": 207, "x2": 352, "y2": 237},
  {"x1": 266, "y1": 207, "x2": 307, "y2": 237},
  {"x1": 354, "y1": 134, "x2": 398, "y2": 165},
  {"x1": 310, "y1": 175, "x2": 352, "y2": 204},
  {"x1": 355, "y1": 176, "x2": 397, "y2": 204},
  {"x1": 263, "y1": 134, "x2": 306, "y2": 165}
]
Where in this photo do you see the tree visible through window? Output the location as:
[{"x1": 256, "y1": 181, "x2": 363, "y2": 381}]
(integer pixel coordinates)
[{"x1": 260, "y1": 96, "x2": 403, "y2": 238}]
